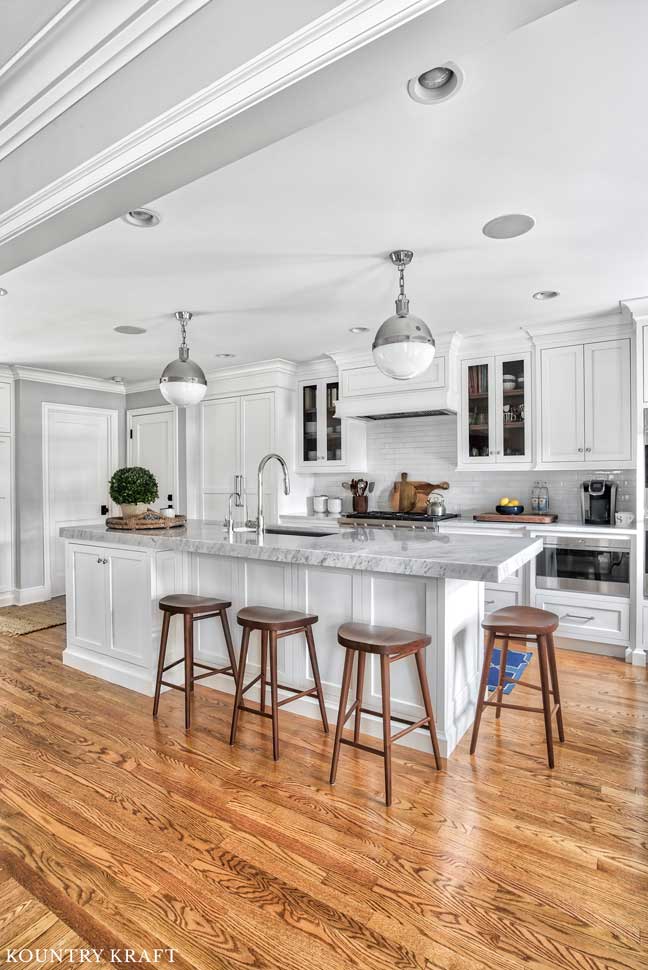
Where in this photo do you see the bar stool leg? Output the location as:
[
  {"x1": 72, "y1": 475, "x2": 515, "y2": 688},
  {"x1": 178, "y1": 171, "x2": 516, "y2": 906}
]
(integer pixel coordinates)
[
  {"x1": 354, "y1": 652, "x2": 366, "y2": 743},
  {"x1": 269, "y1": 631, "x2": 280, "y2": 761},
  {"x1": 152, "y1": 611, "x2": 171, "y2": 718},
  {"x1": 546, "y1": 633, "x2": 565, "y2": 742},
  {"x1": 414, "y1": 648, "x2": 442, "y2": 770},
  {"x1": 305, "y1": 625, "x2": 329, "y2": 734},
  {"x1": 183, "y1": 613, "x2": 193, "y2": 730},
  {"x1": 329, "y1": 647, "x2": 354, "y2": 785},
  {"x1": 229, "y1": 626, "x2": 250, "y2": 745},
  {"x1": 220, "y1": 609, "x2": 238, "y2": 681},
  {"x1": 259, "y1": 630, "x2": 268, "y2": 714},
  {"x1": 470, "y1": 630, "x2": 497, "y2": 755},
  {"x1": 496, "y1": 636, "x2": 509, "y2": 720},
  {"x1": 380, "y1": 655, "x2": 393, "y2": 806},
  {"x1": 537, "y1": 635, "x2": 555, "y2": 768}
]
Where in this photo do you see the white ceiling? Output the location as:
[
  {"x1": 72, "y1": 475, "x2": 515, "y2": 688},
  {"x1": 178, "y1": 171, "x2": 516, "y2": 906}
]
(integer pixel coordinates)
[{"x1": 1, "y1": 0, "x2": 647, "y2": 383}]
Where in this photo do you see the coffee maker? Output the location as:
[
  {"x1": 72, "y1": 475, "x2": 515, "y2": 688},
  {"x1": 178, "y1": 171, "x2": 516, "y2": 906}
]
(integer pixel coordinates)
[{"x1": 580, "y1": 480, "x2": 617, "y2": 525}]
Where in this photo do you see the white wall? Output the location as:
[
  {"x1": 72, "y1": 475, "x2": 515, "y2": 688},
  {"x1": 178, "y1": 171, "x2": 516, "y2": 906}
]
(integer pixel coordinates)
[{"x1": 307, "y1": 414, "x2": 636, "y2": 519}]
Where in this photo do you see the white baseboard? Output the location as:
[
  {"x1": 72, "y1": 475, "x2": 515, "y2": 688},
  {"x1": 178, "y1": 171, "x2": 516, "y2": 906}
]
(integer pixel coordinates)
[
  {"x1": 14, "y1": 585, "x2": 51, "y2": 605},
  {"x1": 555, "y1": 635, "x2": 626, "y2": 659},
  {"x1": 63, "y1": 645, "x2": 156, "y2": 695}
]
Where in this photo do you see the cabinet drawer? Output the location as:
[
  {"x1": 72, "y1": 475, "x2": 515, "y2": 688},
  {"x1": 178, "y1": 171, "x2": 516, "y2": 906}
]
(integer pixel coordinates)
[
  {"x1": 484, "y1": 586, "x2": 519, "y2": 612},
  {"x1": 534, "y1": 591, "x2": 629, "y2": 644}
]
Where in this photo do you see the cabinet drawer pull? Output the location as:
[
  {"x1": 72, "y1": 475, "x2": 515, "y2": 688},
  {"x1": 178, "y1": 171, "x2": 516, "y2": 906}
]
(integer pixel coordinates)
[
  {"x1": 561, "y1": 613, "x2": 594, "y2": 623},
  {"x1": 485, "y1": 599, "x2": 495, "y2": 605}
]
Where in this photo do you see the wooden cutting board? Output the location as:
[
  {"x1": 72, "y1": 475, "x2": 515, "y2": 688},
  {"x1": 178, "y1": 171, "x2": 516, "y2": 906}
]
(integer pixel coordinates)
[
  {"x1": 391, "y1": 475, "x2": 449, "y2": 513},
  {"x1": 473, "y1": 513, "x2": 558, "y2": 524}
]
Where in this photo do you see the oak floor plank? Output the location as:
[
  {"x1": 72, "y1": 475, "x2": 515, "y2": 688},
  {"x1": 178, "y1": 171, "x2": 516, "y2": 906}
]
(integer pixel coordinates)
[{"x1": 0, "y1": 626, "x2": 646, "y2": 970}]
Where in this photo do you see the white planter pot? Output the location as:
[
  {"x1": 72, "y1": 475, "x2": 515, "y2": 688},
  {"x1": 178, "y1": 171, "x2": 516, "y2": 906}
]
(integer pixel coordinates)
[{"x1": 120, "y1": 503, "x2": 148, "y2": 518}]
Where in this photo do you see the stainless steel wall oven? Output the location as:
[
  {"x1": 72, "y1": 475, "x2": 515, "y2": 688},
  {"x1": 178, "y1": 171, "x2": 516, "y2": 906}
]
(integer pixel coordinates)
[{"x1": 535, "y1": 535, "x2": 630, "y2": 597}]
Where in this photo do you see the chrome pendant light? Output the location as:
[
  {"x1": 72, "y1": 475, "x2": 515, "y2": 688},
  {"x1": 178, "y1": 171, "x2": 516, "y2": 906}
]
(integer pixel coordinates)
[
  {"x1": 160, "y1": 311, "x2": 207, "y2": 407},
  {"x1": 372, "y1": 250, "x2": 435, "y2": 380}
]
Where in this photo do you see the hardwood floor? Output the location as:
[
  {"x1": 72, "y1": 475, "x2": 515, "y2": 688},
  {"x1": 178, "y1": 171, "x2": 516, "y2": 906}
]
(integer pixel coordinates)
[{"x1": 0, "y1": 625, "x2": 646, "y2": 969}]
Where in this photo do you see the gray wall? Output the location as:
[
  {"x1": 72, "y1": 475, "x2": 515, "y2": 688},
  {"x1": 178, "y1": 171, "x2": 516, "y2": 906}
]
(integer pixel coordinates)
[
  {"x1": 15, "y1": 380, "x2": 127, "y2": 590},
  {"x1": 125, "y1": 389, "x2": 186, "y2": 513}
]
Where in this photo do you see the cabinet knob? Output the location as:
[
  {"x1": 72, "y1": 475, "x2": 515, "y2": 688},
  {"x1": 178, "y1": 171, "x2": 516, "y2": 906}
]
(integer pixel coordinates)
[
  {"x1": 97, "y1": 557, "x2": 102, "y2": 563},
  {"x1": 577, "y1": 447, "x2": 584, "y2": 453},
  {"x1": 585, "y1": 447, "x2": 592, "y2": 453}
]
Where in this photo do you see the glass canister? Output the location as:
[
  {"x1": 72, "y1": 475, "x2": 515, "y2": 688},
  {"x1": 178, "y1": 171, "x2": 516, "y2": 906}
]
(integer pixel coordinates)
[{"x1": 536, "y1": 481, "x2": 550, "y2": 514}]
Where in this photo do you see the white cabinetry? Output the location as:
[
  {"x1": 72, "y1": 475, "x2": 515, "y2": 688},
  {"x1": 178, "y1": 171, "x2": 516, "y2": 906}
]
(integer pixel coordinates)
[
  {"x1": 459, "y1": 352, "x2": 532, "y2": 467},
  {"x1": 65, "y1": 541, "x2": 180, "y2": 691},
  {"x1": 297, "y1": 373, "x2": 366, "y2": 473},
  {"x1": 0, "y1": 435, "x2": 13, "y2": 595},
  {"x1": 201, "y1": 392, "x2": 274, "y2": 522},
  {"x1": 539, "y1": 337, "x2": 632, "y2": 466},
  {"x1": 534, "y1": 588, "x2": 630, "y2": 646},
  {"x1": 0, "y1": 381, "x2": 11, "y2": 434}
]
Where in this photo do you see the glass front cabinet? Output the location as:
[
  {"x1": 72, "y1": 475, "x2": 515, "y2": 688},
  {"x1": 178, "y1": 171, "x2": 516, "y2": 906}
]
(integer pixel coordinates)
[
  {"x1": 460, "y1": 352, "x2": 532, "y2": 466},
  {"x1": 297, "y1": 376, "x2": 366, "y2": 472}
]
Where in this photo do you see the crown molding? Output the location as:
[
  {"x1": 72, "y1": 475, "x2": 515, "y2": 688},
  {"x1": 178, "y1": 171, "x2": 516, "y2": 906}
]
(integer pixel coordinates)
[
  {"x1": 124, "y1": 357, "x2": 299, "y2": 394},
  {"x1": 329, "y1": 330, "x2": 461, "y2": 370},
  {"x1": 11, "y1": 365, "x2": 126, "y2": 394},
  {"x1": 0, "y1": 0, "x2": 211, "y2": 164},
  {"x1": 620, "y1": 297, "x2": 648, "y2": 322},
  {"x1": 0, "y1": 0, "x2": 445, "y2": 247},
  {"x1": 124, "y1": 380, "x2": 162, "y2": 394}
]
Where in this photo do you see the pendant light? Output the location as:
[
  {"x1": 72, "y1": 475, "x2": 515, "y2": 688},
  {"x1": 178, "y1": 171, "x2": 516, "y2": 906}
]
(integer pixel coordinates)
[
  {"x1": 372, "y1": 250, "x2": 435, "y2": 380},
  {"x1": 160, "y1": 311, "x2": 207, "y2": 407}
]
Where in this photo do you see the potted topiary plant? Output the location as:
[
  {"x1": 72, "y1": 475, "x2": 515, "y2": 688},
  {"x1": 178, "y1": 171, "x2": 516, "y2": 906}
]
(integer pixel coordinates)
[{"x1": 109, "y1": 466, "x2": 159, "y2": 518}]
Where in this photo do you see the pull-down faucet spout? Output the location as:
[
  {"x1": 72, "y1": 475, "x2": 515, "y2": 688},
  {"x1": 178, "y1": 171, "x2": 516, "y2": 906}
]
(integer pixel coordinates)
[{"x1": 256, "y1": 453, "x2": 290, "y2": 536}]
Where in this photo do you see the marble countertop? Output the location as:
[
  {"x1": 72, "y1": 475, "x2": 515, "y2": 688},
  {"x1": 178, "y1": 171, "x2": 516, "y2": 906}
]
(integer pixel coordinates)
[{"x1": 60, "y1": 521, "x2": 542, "y2": 583}]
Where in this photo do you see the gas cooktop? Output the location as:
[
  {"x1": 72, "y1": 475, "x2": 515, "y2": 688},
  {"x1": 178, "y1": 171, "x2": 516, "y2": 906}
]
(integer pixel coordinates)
[{"x1": 340, "y1": 511, "x2": 460, "y2": 525}]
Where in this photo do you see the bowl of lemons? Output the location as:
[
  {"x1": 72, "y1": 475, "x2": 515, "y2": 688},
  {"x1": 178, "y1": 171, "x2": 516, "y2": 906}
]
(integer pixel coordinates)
[{"x1": 496, "y1": 497, "x2": 524, "y2": 515}]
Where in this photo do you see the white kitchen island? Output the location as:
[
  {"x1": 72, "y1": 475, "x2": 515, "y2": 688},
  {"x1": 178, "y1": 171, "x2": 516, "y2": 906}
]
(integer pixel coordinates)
[{"x1": 59, "y1": 523, "x2": 542, "y2": 757}]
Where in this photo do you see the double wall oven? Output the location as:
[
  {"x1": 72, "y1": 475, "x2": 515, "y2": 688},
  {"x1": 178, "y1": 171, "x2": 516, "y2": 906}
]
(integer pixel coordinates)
[{"x1": 535, "y1": 535, "x2": 631, "y2": 598}]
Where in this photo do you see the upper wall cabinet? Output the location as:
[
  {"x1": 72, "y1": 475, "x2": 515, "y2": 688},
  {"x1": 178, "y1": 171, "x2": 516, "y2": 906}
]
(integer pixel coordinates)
[
  {"x1": 459, "y1": 352, "x2": 532, "y2": 468},
  {"x1": 0, "y1": 380, "x2": 12, "y2": 433},
  {"x1": 539, "y1": 337, "x2": 632, "y2": 467},
  {"x1": 297, "y1": 370, "x2": 366, "y2": 473}
]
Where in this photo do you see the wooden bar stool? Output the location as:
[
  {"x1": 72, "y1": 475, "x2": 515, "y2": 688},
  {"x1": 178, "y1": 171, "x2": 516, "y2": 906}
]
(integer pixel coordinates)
[
  {"x1": 470, "y1": 605, "x2": 565, "y2": 768},
  {"x1": 330, "y1": 623, "x2": 442, "y2": 806},
  {"x1": 229, "y1": 606, "x2": 329, "y2": 760},
  {"x1": 153, "y1": 594, "x2": 237, "y2": 730}
]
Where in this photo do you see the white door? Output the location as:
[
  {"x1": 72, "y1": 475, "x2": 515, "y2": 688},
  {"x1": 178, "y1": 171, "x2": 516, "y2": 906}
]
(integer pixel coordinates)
[
  {"x1": 128, "y1": 406, "x2": 178, "y2": 510},
  {"x1": 68, "y1": 545, "x2": 109, "y2": 653},
  {"x1": 201, "y1": 396, "x2": 240, "y2": 522},
  {"x1": 0, "y1": 436, "x2": 12, "y2": 592},
  {"x1": 44, "y1": 405, "x2": 118, "y2": 596},
  {"x1": 540, "y1": 345, "x2": 585, "y2": 462},
  {"x1": 461, "y1": 358, "x2": 495, "y2": 464},
  {"x1": 241, "y1": 393, "x2": 274, "y2": 517},
  {"x1": 584, "y1": 338, "x2": 632, "y2": 463}
]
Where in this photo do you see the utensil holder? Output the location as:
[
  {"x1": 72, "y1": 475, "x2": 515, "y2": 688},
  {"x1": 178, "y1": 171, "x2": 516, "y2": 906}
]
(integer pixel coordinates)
[{"x1": 353, "y1": 495, "x2": 368, "y2": 513}]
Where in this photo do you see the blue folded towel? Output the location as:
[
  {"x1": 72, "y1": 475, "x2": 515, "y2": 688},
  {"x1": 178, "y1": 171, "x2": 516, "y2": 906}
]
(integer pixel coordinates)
[{"x1": 487, "y1": 646, "x2": 532, "y2": 694}]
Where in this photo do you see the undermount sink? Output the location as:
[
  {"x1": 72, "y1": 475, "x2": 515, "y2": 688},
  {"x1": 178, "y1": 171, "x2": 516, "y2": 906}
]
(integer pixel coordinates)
[{"x1": 264, "y1": 527, "x2": 336, "y2": 538}]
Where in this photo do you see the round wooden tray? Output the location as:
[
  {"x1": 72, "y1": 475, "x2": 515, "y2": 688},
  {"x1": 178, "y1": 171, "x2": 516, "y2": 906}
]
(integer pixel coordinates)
[{"x1": 106, "y1": 513, "x2": 186, "y2": 531}]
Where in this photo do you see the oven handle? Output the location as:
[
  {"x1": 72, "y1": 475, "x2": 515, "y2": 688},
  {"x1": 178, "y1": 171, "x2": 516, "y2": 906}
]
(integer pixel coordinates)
[{"x1": 561, "y1": 613, "x2": 595, "y2": 624}]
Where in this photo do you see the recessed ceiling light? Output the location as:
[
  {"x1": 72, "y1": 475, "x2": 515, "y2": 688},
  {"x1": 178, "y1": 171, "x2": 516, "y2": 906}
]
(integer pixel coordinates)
[
  {"x1": 533, "y1": 290, "x2": 560, "y2": 300},
  {"x1": 408, "y1": 62, "x2": 462, "y2": 105},
  {"x1": 214, "y1": 353, "x2": 235, "y2": 358},
  {"x1": 109, "y1": 376, "x2": 124, "y2": 382},
  {"x1": 0, "y1": 287, "x2": 7, "y2": 296},
  {"x1": 349, "y1": 326, "x2": 369, "y2": 333},
  {"x1": 482, "y1": 214, "x2": 535, "y2": 239},
  {"x1": 121, "y1": 207, "x2": 160, "y2": 228},
  {"x1": 114, "y1": 325, "x2": 147, "y2": 334}
]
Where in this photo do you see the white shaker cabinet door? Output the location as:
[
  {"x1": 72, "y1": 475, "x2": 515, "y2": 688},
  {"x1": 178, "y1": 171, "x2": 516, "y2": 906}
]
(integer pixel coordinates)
[
  {"x1": 69, "y1": 545, "x2": 109, "y2": 654},
  {"x1": 584, "y1": 338, "x2": 632, "y2": 463},
  {"x1": 0, "y1": 436, "x2": 12, "y2": 592},
  {"x1": 241, "y1": 392, "x2": 274, "y2": 513},
  {"x1": 107, "y1": 548, "x2": 151, "y2": 667},
  {"x1": 540, "y1": 344, "x2": 585, "y2": 462},
  {"x1": 0, "y1": 382, "x2": 11, "y2": 433},
  {"x1": 201, "y1": 396, "x2": 240, "y2": 522}
]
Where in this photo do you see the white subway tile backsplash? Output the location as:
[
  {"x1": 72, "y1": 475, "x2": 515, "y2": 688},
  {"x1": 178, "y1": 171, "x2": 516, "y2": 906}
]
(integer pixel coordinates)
[{"x1": 313, "y1": 414, "x2": 636, "y2": 518}]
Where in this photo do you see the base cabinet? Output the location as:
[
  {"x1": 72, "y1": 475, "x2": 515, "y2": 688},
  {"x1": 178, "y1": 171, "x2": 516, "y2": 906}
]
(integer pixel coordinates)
[
  {"x1": 64, "y1": 542, "x2": 181, "y2": 691},
  {"x1": 533, "y1": 589, "x2": 630, "y2": 645}
]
